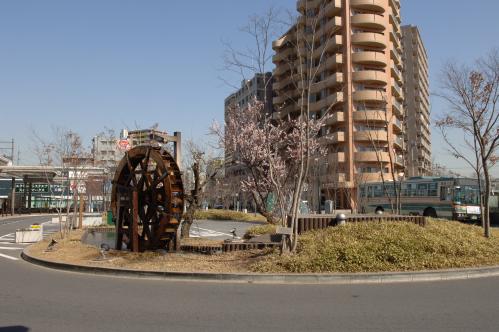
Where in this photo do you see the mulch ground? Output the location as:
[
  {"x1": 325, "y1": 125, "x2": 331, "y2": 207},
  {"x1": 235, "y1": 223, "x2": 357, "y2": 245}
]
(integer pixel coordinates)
[{"x1": 28, "y1": 230, "x2": 270, "y2": 273}]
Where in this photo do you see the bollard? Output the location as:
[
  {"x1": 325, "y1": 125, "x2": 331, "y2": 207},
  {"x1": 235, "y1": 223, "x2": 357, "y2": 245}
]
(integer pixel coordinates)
[{"x1": 336, "y1": 213, "x2": 347, "y2": 226}]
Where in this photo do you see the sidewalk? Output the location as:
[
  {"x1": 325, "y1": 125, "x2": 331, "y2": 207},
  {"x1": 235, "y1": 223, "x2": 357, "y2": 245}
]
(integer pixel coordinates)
[{"x1": 0, "y1": 214, "x2": 57, "y2": 223}]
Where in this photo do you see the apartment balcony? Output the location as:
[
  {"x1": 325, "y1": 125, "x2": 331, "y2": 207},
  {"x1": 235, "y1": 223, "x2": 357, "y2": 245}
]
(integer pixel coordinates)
[
  {"x1": 321, "y1": 173, "x2": 348, "y2": 188},
  {"x1": 352, "y1": 70, "x2": 388, "y2": 85},
  {"x1": 316, "y1": 16, "x2": 342, "y2": 39},
  {"x1": 390, "y1": 31, "x2": 402, "y2": 52},
  {"x1": 390, "y1": 48, "x2": 402, "y2": 66},
  {"x1": 309, "y1": 92, "x2": 344, "y2": 113},
  {"x1": 353, "y1": 89, "x2": 386, "y2": 103},
  {"x1": 272, "y1": 47, "x2": 294, "y2": 63},
  {"x1": 352, "y1": 51, "x2": 387, "y2": 67},
  {"x1": 273, "y1": 76, "x2": 293, "y2": 91},
  {"x1": 354, "y1": 130, "x2": 388, "y2": 142},
  {"x1": 389, "y1": 11, "x2": 401, "y2": 30},
  {"x1": 327, "y1": 152, "x2": 346, "y2": 164},
  {"x1": 297, "y1": 0, "x2": 320, "y2": 10},
  {"x1": 394, "y1": 155, "x2": 404, "y2": 167},
  {"x1": 313, "y1": 35, "x2": 343, "y2": 58},
  {"x1": 351, "y1": 13, "x2": 386, "y2": 31},
  {"x1": 392, "y1": 98, "x2": 404, "y2": 118},
  {"x1": 310, "y1": 73, "x2": 343, "y2": 94},
  {"x1": 276, "y1": 103, "x2": 299, "y2": 119},
  {"x1": 352, "y1": 32, "x2": 386, "y2": 49},
  {"x1": 324, "y1": 0, "x2": 342, "y2": 17},
  {"x1": 355, "y1": 151, "x2": 390, "y2": 163},
  {"x1": 389, "y1": 0, "x2": 401, "y2": 21},
  {"x1": 355, "y1": 172, "x2": 391, "y2": 183},
  {"x1": 393, "y1": 135, "x2": 404, "y2": 149},
  {"x1": 416, "y1": 91, "x2": 430, "y2": 109},
  {"x1": 321, "y1": 131, "x2": 346, "y2": 145},
  {"x1": 351, "y1": 0, "x2": 386, "y2": 13},
  {"x1": 272, "y1": 36, "x2": 287, "y2": 49},
  {"x1": 316, "y1": 54, "x2": 343, "y2": 72},
  {"x1": 391, "y1": 79, "x2": 403, "y2": 99},
  {"x1": 352, "y1": 110, "x2": 387, "y2": 123},
  {"x1": 274, "y1": 63, "x2": 290, "y2": 76},
  {"x1": 273, "y1": 94, "x2": 288, "y2": 105},
  {"x1": 391, "y1": 64, "x2": 403, "y2": 83},
  {"x1": 392, "y1": 117, "x2": 403, "y2": 133},
  {"x1": 325, "y1": 111, "x2": 345, "y2": 125},
  {"x1": 417, "y1": 140, "x2": 432, "y2": 154},
  {"x1": 326, "y1": 15, "x2": 342, "y2": 31}
]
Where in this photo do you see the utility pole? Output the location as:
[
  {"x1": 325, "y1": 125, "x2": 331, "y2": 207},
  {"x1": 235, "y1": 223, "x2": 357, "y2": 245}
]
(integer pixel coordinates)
[{"x1": 11, "y1": 139, "x2": 14, "y2": 165}]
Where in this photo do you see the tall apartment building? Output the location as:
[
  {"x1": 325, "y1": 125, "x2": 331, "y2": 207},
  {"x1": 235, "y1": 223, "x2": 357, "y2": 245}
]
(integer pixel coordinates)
[
  {"x1": 127, "y1": 129, "x2": 171, "y2": 147},
  {"x1": 92, "y1": 135, "x2": 123, "y2": 169},
  {"x1": 224, "y1": 73, "x2": 274, "y2": 115},
  {"x1": 272, "y1": 0, "x2": 404, "y2": 210},
  {"x1": 224, "y1": 72, "x2": 274, "y2": 166},
  {"x1": 224, "y1": 73, "x2": 274, "y2": 210},
  {"x1": 402, "y1": 25, "x2": 431, "y2": 177}
]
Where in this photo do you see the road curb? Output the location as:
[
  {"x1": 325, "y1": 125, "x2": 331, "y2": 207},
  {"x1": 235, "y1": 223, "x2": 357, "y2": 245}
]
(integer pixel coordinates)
[{"x1": 21, "y1": 247, "x2": 499, "y2": 284}]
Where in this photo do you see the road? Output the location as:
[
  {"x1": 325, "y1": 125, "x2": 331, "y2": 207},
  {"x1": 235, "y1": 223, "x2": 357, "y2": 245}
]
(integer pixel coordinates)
[{"x1": 1, "y1": 216, "x2": 499, "y2": 331}]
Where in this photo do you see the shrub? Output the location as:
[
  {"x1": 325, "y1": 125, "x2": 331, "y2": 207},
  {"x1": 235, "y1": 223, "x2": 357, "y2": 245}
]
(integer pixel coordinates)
[{"x1": 244, "y1": 224, "x2": 277, "y2": 239}]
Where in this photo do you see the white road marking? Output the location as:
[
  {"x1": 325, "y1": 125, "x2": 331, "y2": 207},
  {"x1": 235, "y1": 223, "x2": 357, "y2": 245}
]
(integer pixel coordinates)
[
  {"x1": 0, "y1": 233, "x2": 15, "y2": 240},
  {"x1": 0, "y1": 246, "x2": 23, "y2": 250},
  {"x1": 0, "y1": 253, "x2": 19, "y2": 261}
]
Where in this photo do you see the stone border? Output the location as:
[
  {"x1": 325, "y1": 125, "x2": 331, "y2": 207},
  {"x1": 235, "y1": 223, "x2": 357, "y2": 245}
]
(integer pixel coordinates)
[{"x1": 21, "y1": 246, "x2": 499, "y2": 284}]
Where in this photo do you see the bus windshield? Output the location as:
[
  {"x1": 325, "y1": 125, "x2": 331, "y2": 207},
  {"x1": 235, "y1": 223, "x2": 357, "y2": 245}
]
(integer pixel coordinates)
[{"x1": 453, "y1": 186, "x2": 480, "y2": 205}]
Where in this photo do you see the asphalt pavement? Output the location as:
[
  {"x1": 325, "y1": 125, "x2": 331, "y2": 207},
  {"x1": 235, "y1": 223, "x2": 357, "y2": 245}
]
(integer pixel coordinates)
[{"x1": 1, "y1": 216, "x2": 499, "y2": 331}]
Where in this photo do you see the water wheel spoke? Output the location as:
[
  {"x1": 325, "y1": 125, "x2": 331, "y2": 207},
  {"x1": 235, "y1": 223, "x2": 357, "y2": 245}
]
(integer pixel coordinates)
[
  {"x1": 125, "y1": 152, "x2": 138, "y2": 186},
  {"x1": 153, "y1": 171, "x2": 169, "y2": 187},
  {"x1": 139, "y1": 147, "x2": 152, "y2": 172}
]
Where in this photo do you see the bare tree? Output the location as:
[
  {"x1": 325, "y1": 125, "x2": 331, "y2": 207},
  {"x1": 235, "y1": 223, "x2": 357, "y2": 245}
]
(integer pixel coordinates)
[
  {"x1": 361, "y1": 101, "x2": 403, "y2": 214},
  {"x1": 436, "y1": 50, "x2": 499, "y2": 237},
  {"x1": 31, "y1": 127, "x2": 89, "y2": 236},
  {"x1": 221, "y1": 2, "x2": 342, "y2": 252},
  {"x1": 180, "y1": 141, "x2": 222, "y2": 239},
  {"x1": 222, "y1": 7, "x2": 281, "y2": 105}
]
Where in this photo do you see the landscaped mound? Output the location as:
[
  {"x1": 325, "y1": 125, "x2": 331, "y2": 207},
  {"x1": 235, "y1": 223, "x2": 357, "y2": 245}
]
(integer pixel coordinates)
[
  {"x1": 251, "y1": 220, "x2": 499, "y2": 273},
  {"x1": 193, "y1": 209, "x2": 266, "y2": 223}
]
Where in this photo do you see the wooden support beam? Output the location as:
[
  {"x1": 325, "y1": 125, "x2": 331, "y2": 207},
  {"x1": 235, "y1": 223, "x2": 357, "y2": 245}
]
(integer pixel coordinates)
[{"x1": 132, "y1": 190, "x2": 139, "y2": 252}]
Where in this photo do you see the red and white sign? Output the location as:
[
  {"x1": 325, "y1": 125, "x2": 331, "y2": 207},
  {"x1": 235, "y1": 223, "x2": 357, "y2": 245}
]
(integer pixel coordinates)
[{"x1": 117, "y1": 139, "x2": 131, "y2": 151}]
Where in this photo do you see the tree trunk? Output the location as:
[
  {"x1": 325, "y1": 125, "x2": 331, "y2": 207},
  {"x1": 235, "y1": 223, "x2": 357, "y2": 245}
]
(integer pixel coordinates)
[
  {"x1": 181, "y1": 219, "x2": 192, "y2": 239},
  {"x1": 483, "y1": 164, "x2": 491, "y2": 238}
]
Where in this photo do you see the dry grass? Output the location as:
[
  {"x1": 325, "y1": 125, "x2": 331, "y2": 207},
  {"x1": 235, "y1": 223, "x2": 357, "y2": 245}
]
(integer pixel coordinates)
[
  {"x1": 28, "y1": 220, "x2": 499, "y2": 274},
  {"x1": 252, "y1": 220, "x2": 499, "y2": 273},
  {"x1": 28, "y1": 230, "x2": 267, "y2": 273},
  {"x1": 193, "y1": 209, "x2": 266, "y2": 223}
]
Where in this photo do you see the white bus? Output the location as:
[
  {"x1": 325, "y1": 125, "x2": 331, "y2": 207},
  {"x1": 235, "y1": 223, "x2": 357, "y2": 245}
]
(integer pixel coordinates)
[{"x1": 358, "y1": 177, "x2": 481, "y2": 221}]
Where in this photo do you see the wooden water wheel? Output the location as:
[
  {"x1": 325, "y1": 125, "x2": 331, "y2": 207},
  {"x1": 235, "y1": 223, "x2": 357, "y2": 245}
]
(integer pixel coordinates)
[{"x1": 111, "y1": 146, "x2": 184, "y2": 252}]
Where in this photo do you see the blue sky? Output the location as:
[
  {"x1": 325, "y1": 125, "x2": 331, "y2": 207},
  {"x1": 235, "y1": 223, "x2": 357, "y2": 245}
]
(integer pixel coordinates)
[{"x1": 0, "y1": 0, "x2": 498, "y2": 175}]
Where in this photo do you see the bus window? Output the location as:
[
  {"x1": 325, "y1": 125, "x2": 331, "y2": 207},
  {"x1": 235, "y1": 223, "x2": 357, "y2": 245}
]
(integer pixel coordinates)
[
  {"x1": 417, "y1": 183, "x2": 428, "y2": 196},
  {"x1": 440, "y1": 186, "x2": 447, "y2": 201},
  {"x1": 429, "y1": 183, "x2": 438, "y2": 196}
]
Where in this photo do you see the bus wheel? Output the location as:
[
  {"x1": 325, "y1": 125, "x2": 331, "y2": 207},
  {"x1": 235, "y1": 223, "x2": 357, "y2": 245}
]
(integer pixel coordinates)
[
  {"x1": 423, "y1": 207, "x2": 437, "y2": 218},
  {"x1": 375, "y1": 207, "x2": 384, "y2": 214}
]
